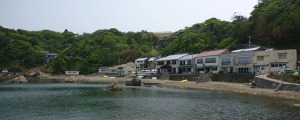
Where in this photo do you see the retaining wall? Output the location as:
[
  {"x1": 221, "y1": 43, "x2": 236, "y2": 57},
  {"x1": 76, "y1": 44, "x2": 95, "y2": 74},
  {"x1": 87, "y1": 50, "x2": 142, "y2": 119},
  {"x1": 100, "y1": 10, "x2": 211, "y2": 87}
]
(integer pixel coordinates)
[
  {"x1": 254, "y1": 77, "x2": 300, "y2": 92},
  {"x1": 169, "y1": 74, "x2": 199, "y2": 81},
  {"x1": 212, "y1": 74, "x2": 255, "y2": 83},
  {"x1": 169, "y1": 73, "x2": 255, "y2": 82}
]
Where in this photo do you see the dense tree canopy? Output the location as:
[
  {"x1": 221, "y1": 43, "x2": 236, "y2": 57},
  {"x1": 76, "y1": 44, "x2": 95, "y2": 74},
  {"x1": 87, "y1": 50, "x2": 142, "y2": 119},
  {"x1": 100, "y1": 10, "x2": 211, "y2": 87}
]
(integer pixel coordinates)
[{"x1": 249, "y1": 0, "x2": 300, "y2": 51}]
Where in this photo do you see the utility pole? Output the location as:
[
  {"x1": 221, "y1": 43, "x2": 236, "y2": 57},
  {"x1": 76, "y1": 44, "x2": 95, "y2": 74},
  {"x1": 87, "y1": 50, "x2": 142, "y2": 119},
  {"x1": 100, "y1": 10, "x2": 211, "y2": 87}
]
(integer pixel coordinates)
[{"x1": 248, "y1": 36, "x2": 252, "y2": 48}]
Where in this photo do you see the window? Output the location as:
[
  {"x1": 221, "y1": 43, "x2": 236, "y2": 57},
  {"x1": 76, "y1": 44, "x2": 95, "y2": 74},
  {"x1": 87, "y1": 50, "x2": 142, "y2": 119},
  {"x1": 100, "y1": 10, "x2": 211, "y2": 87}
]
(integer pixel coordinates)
[
  {"x1": 271, "y1": 63, "x2": 286, "y2": 67},
  {"x1": 222, "y1": 58, "x2": 231, "y2": 65},
  {"x1": 205, "y1": 58, "x2": 216, "y2": 63},
  {"x1": 278, "y1": 53, "x2": 287, "y2": 59},
  {"x1": 167, "y1": 61, "x2": 170, "y2": 64},
  {"x1": 172, "y1": 60, "x2": 177, "y2": 64},
  {"x1": 234, "y1": 57, "x2": 252, "y2": 64},
  {"x1": 157, "y1": 61, "x2": 164, "y2": 65},
  {"x1": 237, "y1": 68, "x2": 250, "y2": 73},
  {"x1": 187, "y1": 60, "x2": 191, "y2": 65},
  {"x1": 257, "y1": 56, "x2": 264, "y2": 61},
  {"x1": 197, "y1": 59, "x2": 203, "y2": 64}
]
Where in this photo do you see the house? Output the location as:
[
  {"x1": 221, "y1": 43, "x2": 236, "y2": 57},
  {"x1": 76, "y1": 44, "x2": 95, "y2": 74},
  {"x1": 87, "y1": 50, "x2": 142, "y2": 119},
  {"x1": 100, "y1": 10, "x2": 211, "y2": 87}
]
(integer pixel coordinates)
[
  {"x1": 98, "y1": 67, "x2": 108, "y2": 74},
  {"x1": 155, "y1": 53, "x2": 188, "y2": 74},
  {"x1": 65, "y1": 71, "x2": 80, "y2": 76},
  {"x1": 117, "y1": 62, "x2": 136, "y2": 76},
  {"x1": 106, "y1": 66, "x2": 118, "y2": 76},
  {"x1": 195, "y1": 49, "x2": 229, "y2": 73},
  {"x1": 147, "y1": 57, "x2": 158, "y2": 70},
  {"x1": 253, "y1": 49, "x2": 297, "y2": 72},
  {"x1": 220, "y1": 47, "x2": 263, "y2": 73},
  {"x1": 135, "y1": 58, "x2": 149, "y2": 70},
  {"x1": 46, "y1": 53, "x2": 58, "y2": 63},
  {"x1": 178, "y1": 54, "x2": 197, "y2": 74}
]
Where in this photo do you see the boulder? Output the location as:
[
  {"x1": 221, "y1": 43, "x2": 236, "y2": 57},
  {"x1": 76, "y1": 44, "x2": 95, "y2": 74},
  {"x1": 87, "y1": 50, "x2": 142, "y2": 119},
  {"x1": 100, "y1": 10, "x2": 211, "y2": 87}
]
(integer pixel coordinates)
[
  {"x1": 62, "y1": 78, "x2": 77, "y2": 83},
  {"x1": 106, "y1": 81, "x2": 122, "y2": 91},
  {"x1": 125, "y1": 77, "x2": 141, "y2": 86},
  {"x1": 5, "y1": 76, "x2": 28, "y2": 84}
]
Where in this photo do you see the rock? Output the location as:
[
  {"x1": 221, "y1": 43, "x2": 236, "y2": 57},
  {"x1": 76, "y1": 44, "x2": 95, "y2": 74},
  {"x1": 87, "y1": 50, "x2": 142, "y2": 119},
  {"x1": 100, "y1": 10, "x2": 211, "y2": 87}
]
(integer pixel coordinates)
[
  {"x1": 5, "y1": 76, "x2": 28, "y2": 84},
  {"x1": 62, "y1": 78, "x2": 77, "y2": 83},
  {"x1": 125, "y1": 77, "x2": 141, "y2": 86},
  {"x1": 106, "y1": 81, "x2": 122, "y2": 91}
]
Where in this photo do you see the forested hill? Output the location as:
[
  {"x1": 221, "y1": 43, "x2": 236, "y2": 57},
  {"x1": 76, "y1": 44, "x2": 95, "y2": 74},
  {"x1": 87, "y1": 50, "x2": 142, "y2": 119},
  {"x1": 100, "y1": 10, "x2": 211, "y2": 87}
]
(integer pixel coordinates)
[
  {"x1": 0, "y1": 28, "x2": 161, "y2": 74},
  {"x1": 0, "y1": 0, "x2": 299, "y2": 74},
  {"x1": 159, "y1": 0, "x2": 300, "y2": 55}
]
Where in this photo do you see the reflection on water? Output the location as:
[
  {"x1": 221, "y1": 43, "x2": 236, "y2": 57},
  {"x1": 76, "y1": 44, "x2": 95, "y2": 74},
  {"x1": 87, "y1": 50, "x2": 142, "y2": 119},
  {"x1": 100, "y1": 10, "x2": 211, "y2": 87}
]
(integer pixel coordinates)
[{"x1": 0, "y1": 83, "x2": 299, "y2": 120}]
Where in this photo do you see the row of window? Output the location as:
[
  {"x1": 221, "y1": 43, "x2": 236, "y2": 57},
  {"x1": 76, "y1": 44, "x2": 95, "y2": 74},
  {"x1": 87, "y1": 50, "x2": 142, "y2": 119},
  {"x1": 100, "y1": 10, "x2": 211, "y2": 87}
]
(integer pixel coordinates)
[
  {"x1": 196, "y1": 58, "x2": 217, "y2": 64},
  {"x1": 179, "y1": 60, "x2": 192, "y2": 65},
  {"x1": 271, "y1": 63, "x2": 286, "y2": 68},
  {"x1": 157, "y1": 60, "x2": 177, "y2": 65}
]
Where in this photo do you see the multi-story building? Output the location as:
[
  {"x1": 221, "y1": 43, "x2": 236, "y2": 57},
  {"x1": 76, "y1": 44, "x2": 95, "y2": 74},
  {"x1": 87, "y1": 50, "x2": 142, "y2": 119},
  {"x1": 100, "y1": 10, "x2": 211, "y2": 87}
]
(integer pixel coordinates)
[
  {"x1": 195, "y1": 49, "x2": 228, "y2": 73},
  {"x1": 155, "y1": 54, "x2": 187, "y2": 74},
  {"x1": 220, "y1": 47, "x2": 263, "y2": 73},
  {"x1": 253, "y1": 49, "x2": 297, "y2": 73},
  {"x1": 178, "y1": 54, "x2": 197, "y2": 74},
  {"x1": 135, "y1": 58, "x2": 149, "y2": 70},
  {"x1": 147, "y1": 57, "x2": 158, "y2": 70}
]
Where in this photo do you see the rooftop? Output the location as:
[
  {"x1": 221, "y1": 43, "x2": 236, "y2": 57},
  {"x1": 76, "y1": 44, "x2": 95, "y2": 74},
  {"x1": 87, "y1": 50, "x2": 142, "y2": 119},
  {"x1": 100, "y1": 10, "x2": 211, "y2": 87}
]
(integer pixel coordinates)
[
  {"x1": 148, "y1": 57, "x2": 157, "y2": 61},
  {"x1": 179, "y1": 54, "x2": 198, "y2": 60},
  {"x1": 136, "y1": 57, "x2": 148, "y2": 61},
  {"x1": 195, "y1": 49, "x2": 228, "y2": 58},
  {"x1": 232, "y1": 47, "x2": 261, "y2": 52},
  {"x1": 156, "y1": 53, "x2": 188, "y2": 61}
]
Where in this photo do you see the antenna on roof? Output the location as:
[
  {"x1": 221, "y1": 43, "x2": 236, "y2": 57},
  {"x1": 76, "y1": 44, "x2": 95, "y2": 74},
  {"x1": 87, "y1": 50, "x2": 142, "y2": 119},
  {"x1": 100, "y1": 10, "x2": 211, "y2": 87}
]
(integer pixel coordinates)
[{"x1": 248, "y1": 36, "x2": 252, "y2": 48}]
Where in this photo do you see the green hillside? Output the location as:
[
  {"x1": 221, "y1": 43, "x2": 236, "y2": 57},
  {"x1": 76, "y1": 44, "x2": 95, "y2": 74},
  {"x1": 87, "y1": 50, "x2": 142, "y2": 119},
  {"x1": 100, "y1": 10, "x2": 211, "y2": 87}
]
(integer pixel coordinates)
[{"x1": 0, "y1": 0, "x2": 299, "y2": 74}]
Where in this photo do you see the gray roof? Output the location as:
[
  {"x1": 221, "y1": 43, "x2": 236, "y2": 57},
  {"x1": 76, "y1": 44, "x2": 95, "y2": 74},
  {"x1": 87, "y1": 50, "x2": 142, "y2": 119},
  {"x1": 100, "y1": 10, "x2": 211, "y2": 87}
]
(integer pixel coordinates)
[
  {"x1": 156, "y1": 54, "x2": 187, "y2": 61},
  {"x1": 179, "y1": 54, "x2": 198, "y2": 60},
  {"x1": 99, "y1": 67, "x2": 108, "y2": 69},
  {"x1": 136, "y1": 57, "x2": 148, "y2": 61},
  {"x1": 232, "y1": 47, "x2": 261, "y2": 52},
  {"x1": 148, "y1": 57, "x2": 157, "y2": 61}
]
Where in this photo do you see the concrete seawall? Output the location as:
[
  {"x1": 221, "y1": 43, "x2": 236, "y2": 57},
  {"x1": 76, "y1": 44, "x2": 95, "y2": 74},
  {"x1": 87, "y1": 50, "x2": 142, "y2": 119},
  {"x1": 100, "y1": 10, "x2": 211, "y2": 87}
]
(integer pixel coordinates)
[{"x1": 254, "y1": 76, "x2": 300, "y2": 92}]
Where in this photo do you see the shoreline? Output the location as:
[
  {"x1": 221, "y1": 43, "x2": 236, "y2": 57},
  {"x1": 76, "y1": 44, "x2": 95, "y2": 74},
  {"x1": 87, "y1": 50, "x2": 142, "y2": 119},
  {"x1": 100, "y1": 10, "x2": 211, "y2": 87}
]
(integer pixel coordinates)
[
  {"x1": 42, "y1": 75, "x2": 300, "y2": 101},
  {"x1": 2, "y1": 75, "x2": 300, "y2": 101}
]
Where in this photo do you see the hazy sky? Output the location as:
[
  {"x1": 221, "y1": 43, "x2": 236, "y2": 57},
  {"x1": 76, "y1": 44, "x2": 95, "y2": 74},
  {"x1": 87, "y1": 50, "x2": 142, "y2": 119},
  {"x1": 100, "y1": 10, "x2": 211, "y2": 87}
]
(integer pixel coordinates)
[{"x1": 0, "y1": 0, "x2": 258, "y2": 34}]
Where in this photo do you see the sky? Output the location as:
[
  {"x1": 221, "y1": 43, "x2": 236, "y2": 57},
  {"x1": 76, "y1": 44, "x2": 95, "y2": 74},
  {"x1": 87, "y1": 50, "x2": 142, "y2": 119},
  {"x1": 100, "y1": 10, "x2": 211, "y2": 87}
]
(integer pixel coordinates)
[{"x1": 0, "y1": 0, "x2": 258, "y2": 34}]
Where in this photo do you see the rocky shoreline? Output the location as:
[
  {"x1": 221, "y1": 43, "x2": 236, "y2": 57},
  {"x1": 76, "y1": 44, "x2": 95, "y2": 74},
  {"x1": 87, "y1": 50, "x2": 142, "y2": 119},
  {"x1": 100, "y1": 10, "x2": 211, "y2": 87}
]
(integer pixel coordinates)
[
  {"x1": 42, "y1": 75, "x2": 300, "y2": 101},
  {"x1": 2, "y1": 74, "x2": 300, "y2": 102}
]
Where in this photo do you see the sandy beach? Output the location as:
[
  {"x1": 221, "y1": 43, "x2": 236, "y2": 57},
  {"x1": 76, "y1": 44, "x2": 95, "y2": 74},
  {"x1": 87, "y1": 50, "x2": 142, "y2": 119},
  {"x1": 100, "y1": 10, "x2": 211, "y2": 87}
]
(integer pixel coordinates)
[{"x1": 44, "y1": 75, "x2": 300, "y2": 101}]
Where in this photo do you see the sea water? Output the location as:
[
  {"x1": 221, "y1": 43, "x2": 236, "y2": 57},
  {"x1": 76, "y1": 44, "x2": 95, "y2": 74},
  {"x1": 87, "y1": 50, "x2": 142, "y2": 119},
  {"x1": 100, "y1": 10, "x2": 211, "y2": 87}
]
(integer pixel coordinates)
[{"x1": 0, "y1": 83, "x2": 299, "y2": 120}]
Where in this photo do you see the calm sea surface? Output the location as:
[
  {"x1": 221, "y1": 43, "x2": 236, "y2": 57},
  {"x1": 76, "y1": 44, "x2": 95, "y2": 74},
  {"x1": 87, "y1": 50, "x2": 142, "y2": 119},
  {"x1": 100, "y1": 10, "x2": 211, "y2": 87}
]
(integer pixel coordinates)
[{"x1": 0, "y1": 82, "x2": 299, "y2": 120}]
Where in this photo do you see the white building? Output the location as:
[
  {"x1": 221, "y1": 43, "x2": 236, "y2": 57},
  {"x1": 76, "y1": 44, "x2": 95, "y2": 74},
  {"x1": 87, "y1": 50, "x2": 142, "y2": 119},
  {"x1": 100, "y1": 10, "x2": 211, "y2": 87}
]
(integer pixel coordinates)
[
  {"x1": 195, "y1": 49, "x2": 228, "y2": 73},
  {"x1": 220, "y1": 47, "x2": 263, "y2": 73},
  {"x1": 155, "y1": 54, "x2": 188, "y2": 74},
  {"x1": 65, "y1": 71, "x2": 80, "y2": 76},
  {"x1": 135, "y1": 58, "x2": 149, "y2": 70},
  {"x1": 178, "y1": 54, "x2": 197, "y2": 74}
]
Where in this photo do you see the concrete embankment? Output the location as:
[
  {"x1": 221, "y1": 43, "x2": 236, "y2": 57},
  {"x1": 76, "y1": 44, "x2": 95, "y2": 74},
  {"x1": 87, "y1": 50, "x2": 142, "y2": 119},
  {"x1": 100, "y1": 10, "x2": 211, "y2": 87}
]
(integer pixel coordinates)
[{"x1": 254, "y1": 75, "x2": 300, "y2": 92}]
